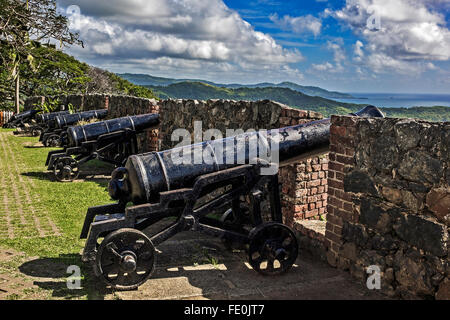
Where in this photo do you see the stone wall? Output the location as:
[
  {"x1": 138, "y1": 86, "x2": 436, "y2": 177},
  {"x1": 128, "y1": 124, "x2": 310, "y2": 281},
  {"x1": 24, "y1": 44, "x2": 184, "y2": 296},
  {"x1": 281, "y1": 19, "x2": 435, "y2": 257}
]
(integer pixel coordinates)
[{"x1": 325, "y1": 115, "x2": 449, "y2": 299}]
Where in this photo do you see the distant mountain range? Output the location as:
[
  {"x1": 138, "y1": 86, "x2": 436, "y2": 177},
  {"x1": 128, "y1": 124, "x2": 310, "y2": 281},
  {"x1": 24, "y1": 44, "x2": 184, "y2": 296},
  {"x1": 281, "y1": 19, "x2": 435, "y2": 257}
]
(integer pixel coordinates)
[
  {"x1": 118, "y1": 73, "x2": 355, "y2": 99},
  {"x1": 116, "y1": 73, "x2": 450, "y2": 121},
  {"x1": 144, "y1": 81, "x2": 362, "y2": 116}
]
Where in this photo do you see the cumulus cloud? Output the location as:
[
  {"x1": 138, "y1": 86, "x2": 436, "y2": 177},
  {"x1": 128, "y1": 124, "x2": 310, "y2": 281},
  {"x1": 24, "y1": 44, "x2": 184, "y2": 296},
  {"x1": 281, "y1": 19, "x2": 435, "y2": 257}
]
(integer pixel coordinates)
[
  {"x1": 310, "y1": 39, "x2": 346, "y2": 74},
  {"x1": 331, "y1": 0, "x2": 450, "y2": 74},
  {"x1": 57, "y1": 0, "x2": 304, "y2": 83},
  {"x1": 311, "y1": 62, "x2": 334, "y2": 72},
  {"x1": 269, "y1": 14, "x2": 322, "y2": 36}
]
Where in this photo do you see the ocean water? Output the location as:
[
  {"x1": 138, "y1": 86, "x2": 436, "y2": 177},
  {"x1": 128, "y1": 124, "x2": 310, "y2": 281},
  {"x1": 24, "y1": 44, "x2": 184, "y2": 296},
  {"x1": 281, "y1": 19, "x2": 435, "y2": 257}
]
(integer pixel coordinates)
[{"x1": 335, "y1": 93, "x2": 450, "y2": 108}]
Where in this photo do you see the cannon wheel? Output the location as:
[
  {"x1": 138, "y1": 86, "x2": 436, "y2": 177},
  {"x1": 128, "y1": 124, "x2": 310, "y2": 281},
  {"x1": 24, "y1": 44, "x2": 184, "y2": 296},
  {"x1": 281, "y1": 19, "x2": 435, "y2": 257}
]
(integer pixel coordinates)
[
  {"x1": 46, "y1": 134, "x2": 61, "y2": 147},
  {"x1": 248, "y1": 222, "x2": 298, "y2": 276},
  {"x1": 95, "y1": 228, "x2": 156, "y2": 290},
  {"x1": 32, "y1": 128, "x2": 43, "y2": 137},
  {"x1": 53, "y1": 157, "x2": 80, "y2": 182}
]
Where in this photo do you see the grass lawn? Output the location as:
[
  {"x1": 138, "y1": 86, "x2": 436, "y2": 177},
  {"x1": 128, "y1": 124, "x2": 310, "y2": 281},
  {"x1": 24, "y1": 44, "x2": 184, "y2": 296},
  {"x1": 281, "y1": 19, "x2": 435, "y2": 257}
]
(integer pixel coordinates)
[{"x1": 0, "y1": 129, "x2": 117, "y2": 299}]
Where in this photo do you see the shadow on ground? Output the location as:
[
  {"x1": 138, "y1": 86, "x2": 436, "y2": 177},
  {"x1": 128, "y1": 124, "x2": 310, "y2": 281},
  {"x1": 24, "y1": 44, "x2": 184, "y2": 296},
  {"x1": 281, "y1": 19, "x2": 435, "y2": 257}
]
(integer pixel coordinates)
[
  {"x1": 114, "y1": 232, "x2": 389, "y2": 300},
  {"x1": 18, "y1": 254, "x2": 112, "y2": 300},
  {"x1": 22, "y1": 171, "x2": 111, "y2": 188},
  {"x1": 16, "y1": 231, "x2": 389, "y2": 300}
]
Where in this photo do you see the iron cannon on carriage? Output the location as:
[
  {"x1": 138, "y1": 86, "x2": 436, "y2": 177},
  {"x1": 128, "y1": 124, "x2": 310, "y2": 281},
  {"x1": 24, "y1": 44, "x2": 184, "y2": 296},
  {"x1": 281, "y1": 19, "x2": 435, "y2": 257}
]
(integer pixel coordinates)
[
  {"x1": 79, "y1": 106, "x2": 385, "y2": 290},
  {"x1": 3, "y1": 109, "x2": 39, "y2": 129},
  {"x1": 40, "y1": 109, "x2": 108, "y2": 147},
  {"x1": 13, "y1": 111, "x2": 71, "y2": 137},
  {"x1": 45, "y1": 113, "x2": 160, "y2": 182}
]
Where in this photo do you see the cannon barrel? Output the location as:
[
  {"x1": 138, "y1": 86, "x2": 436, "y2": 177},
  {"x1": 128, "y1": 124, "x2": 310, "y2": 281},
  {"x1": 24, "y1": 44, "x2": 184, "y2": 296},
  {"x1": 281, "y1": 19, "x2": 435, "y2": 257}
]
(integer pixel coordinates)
[
  {"x1": 55, "y1": 109, "x2": 108, "y2": 129},
  {"x1": 109, "y1": 106, "x2": 384, "y2": 204},
  {"x1": 36, "y1": 111, "x2": 71, "y2": 124},
  {"x1": 11, "y1": 110, "x2": 39, "y2": 121},
  {"x1": 66, "y1": 113, "x2": 160, "y2": 147},
  {"x1": 3, "y1": 110, "x2": 39, "y2": 128}
]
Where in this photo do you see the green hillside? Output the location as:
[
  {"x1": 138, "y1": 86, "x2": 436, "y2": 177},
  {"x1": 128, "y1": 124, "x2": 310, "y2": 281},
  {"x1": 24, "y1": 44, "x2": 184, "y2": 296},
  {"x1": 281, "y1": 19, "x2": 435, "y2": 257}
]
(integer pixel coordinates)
[
  {"x1": 382, "y1": 106, "x2": 450, "y2": 122},
  {"x1": 149, "y1": 82, "x2": 359, "y2": 111},
  {"x1": 118, "y1": 73, "x2": 353, "y2": 99},
  {"x1": 148, "y1": 81, "x2": 450, "y2": 121}
]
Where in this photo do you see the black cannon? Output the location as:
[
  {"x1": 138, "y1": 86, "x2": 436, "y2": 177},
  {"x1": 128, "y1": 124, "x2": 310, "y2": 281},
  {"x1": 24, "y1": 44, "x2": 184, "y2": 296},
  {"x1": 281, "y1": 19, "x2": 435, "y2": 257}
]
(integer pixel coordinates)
[
  {"x1": 36, "y1": 111, "x2": 71, "y2": 124},
  {"x1": 40, "y1": 109, "x2": 108, "y2": 147},
  {"x1": 15, "y1": 111, "x2": 72, "y2": 137},
  {"x1": 3, "y1": 110, "x2": 39, "y2": 129},
  {"x1": 45, "y1": 113, "x2": 160, "y2": 182},
  {"x1": 80, "y1": 106, "x2": 384, "y2": 290}
]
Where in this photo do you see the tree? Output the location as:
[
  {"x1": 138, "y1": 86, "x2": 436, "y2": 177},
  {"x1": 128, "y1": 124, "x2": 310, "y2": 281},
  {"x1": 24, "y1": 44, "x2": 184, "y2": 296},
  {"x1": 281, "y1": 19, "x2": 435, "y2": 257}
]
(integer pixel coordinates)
[
  {"x1": 20, "y1": 45, "x2": 91, "y2": 97},
  {"x1": 0, "y1": 0, "x2": 82, "y2": 113}
]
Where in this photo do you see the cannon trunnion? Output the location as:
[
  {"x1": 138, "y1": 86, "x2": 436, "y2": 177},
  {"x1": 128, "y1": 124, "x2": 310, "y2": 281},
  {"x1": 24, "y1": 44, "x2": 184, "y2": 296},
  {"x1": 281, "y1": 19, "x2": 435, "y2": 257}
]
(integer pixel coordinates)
[
  {"x1": 45, "y1": 114, "x2": 160, "y2": 182},
  {"x1": 80, "y1": 106, "x2": 384, "y2": 290}
]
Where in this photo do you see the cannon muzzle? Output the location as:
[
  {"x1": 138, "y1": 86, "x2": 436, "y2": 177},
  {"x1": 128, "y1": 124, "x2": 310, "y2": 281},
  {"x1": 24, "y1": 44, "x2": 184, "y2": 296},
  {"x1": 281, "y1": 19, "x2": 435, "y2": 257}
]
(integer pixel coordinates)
[{"x1": 109, "y1": 106, "x2": 384, "y2": 204}]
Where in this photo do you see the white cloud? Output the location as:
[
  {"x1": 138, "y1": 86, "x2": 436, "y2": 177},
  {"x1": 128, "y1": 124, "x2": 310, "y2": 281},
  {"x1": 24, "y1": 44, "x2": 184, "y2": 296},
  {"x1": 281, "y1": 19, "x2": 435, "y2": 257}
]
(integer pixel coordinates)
[
  {"x1": 309, "y1": 40, "x2": 346, "y2": 74},
  {"x1": 57, "y1": 0, "x2": 304, "y2": 83},
  {"x1": 332, "y1": 0, "x2": 450, "y2": 74},
  {"x1": 269, "y1": 14, "x2": 322, "y2": 36},
  {"x1": 353, "y1": 40, "x2": 364, "y2": 62},
  {"x1": 311, "y1": 62, "x2": 334, "y2": 71}
]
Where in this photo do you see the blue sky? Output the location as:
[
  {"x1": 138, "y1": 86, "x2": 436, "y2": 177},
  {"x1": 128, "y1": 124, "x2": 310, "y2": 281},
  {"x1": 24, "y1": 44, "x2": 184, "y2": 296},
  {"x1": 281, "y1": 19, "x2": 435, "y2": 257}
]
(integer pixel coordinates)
[{"x1": 58, "y1": 0, "x2": 450, "y2": 93}]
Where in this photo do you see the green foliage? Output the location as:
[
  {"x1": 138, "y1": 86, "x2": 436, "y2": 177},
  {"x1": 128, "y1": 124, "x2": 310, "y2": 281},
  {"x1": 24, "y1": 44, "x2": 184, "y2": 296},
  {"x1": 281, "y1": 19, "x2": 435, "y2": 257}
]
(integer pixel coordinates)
[
  {"x1": 0, "y1": 0, "x2": 82, "y2": 111},
  {"x1": 382, "y1": 106, "x2": 450, "y2": 122},
  {"x1": 108, "y1": 73, "x2": 158, "y2": 99},
  {"x1": 0, "y1": 45, "x2": 157, "y2": 110},
  {"x1": 67, "y1": 103, "x2": 75, "y2": 114},
  {"x1": 20, "y1": 46, "x2": 91, "y2": 97},
  {"x1": 39, "y1": 97, "x2": 60, "y2": 113}
]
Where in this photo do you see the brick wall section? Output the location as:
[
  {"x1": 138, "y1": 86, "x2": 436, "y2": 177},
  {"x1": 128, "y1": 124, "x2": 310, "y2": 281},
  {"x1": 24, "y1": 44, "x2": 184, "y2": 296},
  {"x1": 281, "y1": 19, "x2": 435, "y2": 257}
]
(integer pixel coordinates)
[
  {"x1": 147, "y1": 103, "x2": 160, "y2": 152},
  {"x1": 270, "y1": 106, "x2": 328, "y2": 225},
  {"x1": 325, "y1": 116, "x2": 357, "y2": 261},
  {"x1": 280, "y1": 156, "x2": 329, "y2": 226},
  {"x1": 326, "y1": 115, "x2": 449, "y2": 300}
]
